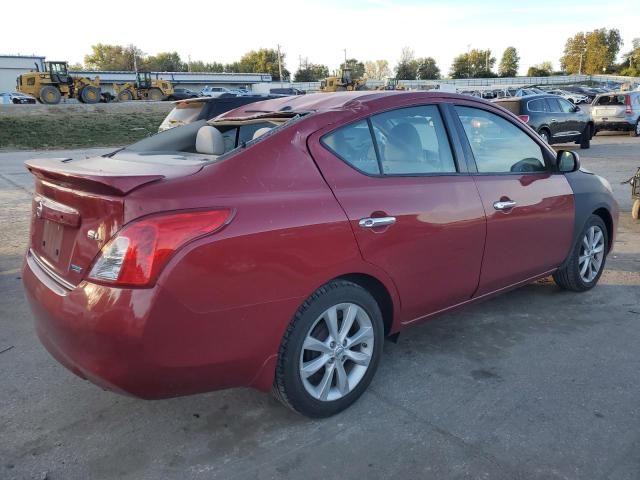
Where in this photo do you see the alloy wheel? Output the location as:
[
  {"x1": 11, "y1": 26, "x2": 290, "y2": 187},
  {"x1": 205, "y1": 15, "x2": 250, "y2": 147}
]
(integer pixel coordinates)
[
  {"x1": 579, "y1": 225, "x2": 605, "y2": 283},
  {"x1": 299, "y1": 303, "x2": 374, "y2": 402}
]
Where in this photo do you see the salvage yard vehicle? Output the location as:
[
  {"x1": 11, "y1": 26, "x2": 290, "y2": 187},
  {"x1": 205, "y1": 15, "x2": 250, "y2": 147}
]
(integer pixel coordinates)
[
  {"x1": 200, "y1": 86, "x2": 234, "y2": 98},
  {"x1": 494, "y1": 94, "x2": 594, "y2": 148},
  {"x1": 22, "y1": 92, "x2": 618, "y2": 418},
  {"x1": 592, "y1": 92, "x2": 640, "y2": 137},
  {"x1": 546, "y1": 89, "x2": 589, "y2": 105},
  {"x1": 168, "y1": 88, "x2": 199, "y2": 101},
  {"x1": 114, "y1": 72, "x2": 174, "y2": 101},
  {"x1": 0, "y1": 91, "x2": 37, "y2": 104},
  {"x1": 320, "y1": 67, "x2": 367, "y2": 92},
  {"x1": 17, "y1": 61, "x2": 102, "y2": 105},
  {"x1": 158, "y1": 94, "x2": 280, "y2": 131}
]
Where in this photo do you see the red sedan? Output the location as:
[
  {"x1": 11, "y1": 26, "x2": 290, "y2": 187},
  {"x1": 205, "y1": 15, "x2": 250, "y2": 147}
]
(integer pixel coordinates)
[{"x1": 23, "y1": 92, "x2": 618, "y2": 417}]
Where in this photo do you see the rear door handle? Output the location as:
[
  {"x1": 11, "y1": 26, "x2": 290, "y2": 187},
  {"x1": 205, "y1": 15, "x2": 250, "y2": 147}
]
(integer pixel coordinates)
[
  {"x1": 359, "y1": 216, "x2": 396, "y2": 228},
  {"x1": 493, "y1": 200, "x2": 517, "y2": 211}
]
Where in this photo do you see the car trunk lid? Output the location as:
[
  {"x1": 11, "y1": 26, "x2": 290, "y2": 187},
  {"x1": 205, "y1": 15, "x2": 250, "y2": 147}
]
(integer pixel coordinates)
[{"x1": 25, "y1": 155, "x2": 203, "y2": 287}]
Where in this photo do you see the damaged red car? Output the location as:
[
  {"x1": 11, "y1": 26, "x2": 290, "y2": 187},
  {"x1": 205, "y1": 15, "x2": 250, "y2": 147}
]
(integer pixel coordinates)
[{"x1": 23, "y1": 92, "x2": 618, "y2": 417}]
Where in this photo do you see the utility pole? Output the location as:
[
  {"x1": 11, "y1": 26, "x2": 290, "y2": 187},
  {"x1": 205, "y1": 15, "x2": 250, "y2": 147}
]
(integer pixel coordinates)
[
  {"x1": 343, "y1": 48, "x2": 347, "y2": 68},
  {"x1": 277, "y1": 44, "x2": 284, "y2": 86},
  {"x1": 485, "y1": 50, "x2": 488, "y2": 72},
  {"x1": 188, "y1": 54, "x2": 191, "y2": 73},
  {"x1": 467, "y1": 44, "x2": 471, "y2": 78}
]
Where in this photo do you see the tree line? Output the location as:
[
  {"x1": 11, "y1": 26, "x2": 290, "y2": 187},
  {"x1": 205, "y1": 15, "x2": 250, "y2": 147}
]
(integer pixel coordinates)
[{"x1": 75, "y1": 29, "x2": 639, "y2": 81}]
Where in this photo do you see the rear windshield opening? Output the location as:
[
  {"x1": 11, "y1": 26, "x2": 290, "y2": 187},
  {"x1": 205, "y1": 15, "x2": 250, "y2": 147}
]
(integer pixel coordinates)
[
  {"x1": 595, "y1": 95, "x2": 627, "y2": 106},
  {"x1": 161, "y1": 102, "x2": 206, "y2": 126}
]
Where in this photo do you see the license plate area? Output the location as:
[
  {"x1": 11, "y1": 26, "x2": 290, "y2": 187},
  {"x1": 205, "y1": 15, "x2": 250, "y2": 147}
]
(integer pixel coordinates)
[{"x1": 40, "y1": 219, "x2": 64, "y2": 262}]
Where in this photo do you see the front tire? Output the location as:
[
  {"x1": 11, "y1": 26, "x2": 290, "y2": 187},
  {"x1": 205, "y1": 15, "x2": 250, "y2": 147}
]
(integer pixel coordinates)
[
  {"x1": 148, "y1": 88, "x2": 164, "y2": 101},
  {"x1": 579, "y1": 125, "x2": 591, "y2": 149},
  {"x1": 273, "y1": 280, "x2": 384, "y2": 418},
  {"x1": 80, "y1": 85, "x2": 100, "y2": 104},
  {"x1": 553, "y1": 215, "x2": 608, "y2": 292}
]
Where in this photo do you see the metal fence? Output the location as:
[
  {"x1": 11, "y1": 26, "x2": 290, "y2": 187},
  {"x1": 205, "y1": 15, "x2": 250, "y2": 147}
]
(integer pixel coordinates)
[{"x1": 292, "y1": 74, "x2": 640, "y2": 92}]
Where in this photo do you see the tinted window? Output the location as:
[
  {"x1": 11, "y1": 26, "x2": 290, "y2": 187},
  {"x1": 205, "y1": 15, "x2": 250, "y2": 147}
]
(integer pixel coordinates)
[
  {"x1": 455, "y1": 106, "x2": 546, "y2": 173},
  {"x1": 558, "y1": 99, "x2": 574, "y2": 113},
  {"x1": 528, "y1": 99, "x2": 548, "y2": 112},
  {"x1": 546, "y1": 98, "x2": 562, "y2": 113},
  {"x1": 322, "y1": 120, "x2": 380, "y2": 174},
  {"x1": 595, "y1": 94, "x2": 627, "y2": 106},
  {"x1": 370, "y1": 105, "x2": 456, "y2": 174}
]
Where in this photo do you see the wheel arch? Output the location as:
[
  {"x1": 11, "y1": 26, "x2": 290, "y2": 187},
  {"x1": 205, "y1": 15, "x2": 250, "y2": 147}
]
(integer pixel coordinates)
[
  {"x1": 593, "y1": 207, "x2": 614, "y2": 252},
  {"x1": 334, "y1": 272, "x2": 396, "y2": 337}
]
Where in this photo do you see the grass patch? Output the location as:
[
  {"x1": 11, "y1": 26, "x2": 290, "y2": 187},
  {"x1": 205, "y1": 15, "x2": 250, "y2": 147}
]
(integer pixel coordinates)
[{"x1": 0, "y1": 112, "x2": 166, "y2": 150}]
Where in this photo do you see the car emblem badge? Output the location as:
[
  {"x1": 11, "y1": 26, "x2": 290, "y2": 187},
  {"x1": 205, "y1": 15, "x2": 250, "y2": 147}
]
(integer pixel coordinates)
[{"x1": 87, "y1": 230, "x2": 101, "y2": 241}]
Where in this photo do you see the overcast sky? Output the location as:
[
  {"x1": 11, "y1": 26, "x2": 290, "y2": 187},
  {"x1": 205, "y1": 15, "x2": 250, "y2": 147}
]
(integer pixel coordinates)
[{"x1": 2, "y1": 0, "x2": 638, "y2": 76}]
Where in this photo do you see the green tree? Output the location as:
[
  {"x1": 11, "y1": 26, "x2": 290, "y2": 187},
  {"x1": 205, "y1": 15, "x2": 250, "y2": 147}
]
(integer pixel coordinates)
[
  {"x1": 450, "y1": 49, "x2": 496, "y2": 78},
  {"x1": 620, "y1": 38, "x2": 640, "y2": 76},
  {"x1": 144, "y1": 52, "x2": 183, "y2": 72},
  {"x1": 560, "y1": 28, "x2": 623, "y2": 74},
  {"x1": 527, "y1": 62, "x2": 553, "y2": 77},
  {"x1": 188, "y1": 60, "x2": 225, "y2": 73},
  {"x1": 84, "y1": 44, "x2": 144, "y2": 71},
  {"x1": 395, "y1": 47, "x2": 418, "y2": 80},
  {"x1": 364, "y1": 59, "x2": 392, "y2": 80},
  {"x1": 340, "y1": 58, "x2": 366, "y2": 79},
  {"x1": 294, "y1": 60, "x2": 329, "y2": 81},
  {"x1": 498, "y1": 47, "x2": 519, "y2": 77},
  {"x1": 237, "y1": 48, "x2": 290, "y2": 80},
  {"x1": 416, "y1": 57, "x2": 440, "y2": 80}
]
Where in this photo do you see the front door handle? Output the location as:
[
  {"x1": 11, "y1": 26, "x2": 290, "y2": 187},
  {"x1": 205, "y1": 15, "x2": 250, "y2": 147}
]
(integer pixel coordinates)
[
  {"x1": 493, "y1": 200, "x2": 517, "y2": 211},
  {"x1": 359, "y1": 216, "x2": 396, "y2": 229},
  {"x1": 550, "y1": 118, "x2": 557, "y2": 123}
]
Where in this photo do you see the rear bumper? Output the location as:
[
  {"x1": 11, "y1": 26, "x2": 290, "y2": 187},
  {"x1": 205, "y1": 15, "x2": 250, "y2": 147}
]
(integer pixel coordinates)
[
  {"x1": 594, "y1": 118, "x2": 635, "y2": 131},
  {"x1": 23, "y1": 251, "x2": 299, "y2": 399}
]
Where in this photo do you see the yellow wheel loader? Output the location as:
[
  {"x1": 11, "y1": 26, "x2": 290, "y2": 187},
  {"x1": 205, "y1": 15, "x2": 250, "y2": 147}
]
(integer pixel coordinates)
[
  {"x1": 320, "y1": 67, "x2": 367, "y2": 92},
  {"x1": 17, "y1": 61, "x2": 102, "y2": 105},
  {"x1": 114, "y1": 72, "x2": 174, "y2": 101},
  {"x1": 375, "y1": 77, "x2": 407, "y2": 91}
]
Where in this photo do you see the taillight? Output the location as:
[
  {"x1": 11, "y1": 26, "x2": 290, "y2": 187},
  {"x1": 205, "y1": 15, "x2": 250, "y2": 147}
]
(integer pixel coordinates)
[
  {"x1": 88, "y1": 209, "x2": 232, "y2": 287},
  {"x1": 625, "y1": 95, "x2": 632, "y2": 114},
  {"x1": 518, "y1": 115, "x2": 530, "y2": 123}
]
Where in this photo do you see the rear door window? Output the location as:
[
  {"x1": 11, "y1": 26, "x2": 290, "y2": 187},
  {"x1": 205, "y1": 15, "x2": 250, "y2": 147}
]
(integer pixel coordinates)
[
  {"x1": 528, "y1": 99, "x2": 548, "y2": 112},
  {"x1": 370, "y1": 105, "x2": 456, "y2": 174},
  {"x1": 321, "y1": 120, "x2": 380, "y2": 175},
  {"x1": 545, "y1": 98, "x2": 563, "y2": 113}
]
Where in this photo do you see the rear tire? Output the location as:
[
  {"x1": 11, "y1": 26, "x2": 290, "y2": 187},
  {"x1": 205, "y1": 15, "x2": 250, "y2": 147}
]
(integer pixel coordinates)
[
  {"x1": 273, "y1": 280, "x2": 384, "y2": 418},
  {"x1": 631, "y1": 118, "x2": 640, "y2": 137},
  {"x1": 632, "y1": 199, "x2": 640, "y2": 220},
  {"x1": 148, "y1": 88, "x2": 164, "y2": 101},
  {"x1": 538, "y1": 128, "x2": 551, "y2": 144},
  {"x1": 553, "y1": 215, "x2": 608, "y2": 292},
  {"x1": 39, "y1": 86, "x2": 61, "y2": 105},
  {"x1": 579, "y1": 125, "x2": 591, "y2": 149}
]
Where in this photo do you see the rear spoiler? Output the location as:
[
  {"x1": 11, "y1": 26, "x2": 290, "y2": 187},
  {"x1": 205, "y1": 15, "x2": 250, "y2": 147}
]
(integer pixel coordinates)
[{"x1": 25, "y1": 158, "x2": 165, "y2": 195}]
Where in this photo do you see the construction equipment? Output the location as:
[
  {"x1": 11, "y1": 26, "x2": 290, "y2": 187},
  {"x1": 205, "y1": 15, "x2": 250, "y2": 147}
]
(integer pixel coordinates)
[
  {"x1": 320, "y1": 67, "x2": 367, "y2": 92},
  {"x1": 16, "y1": 61, "x2": 101, "y2": 105},
  {"x1": 114, "y1": 72, "x2": 174, "y2": 101},
  {"x1": 376, "y1": 77, "x2": 407, "y2": 91}
]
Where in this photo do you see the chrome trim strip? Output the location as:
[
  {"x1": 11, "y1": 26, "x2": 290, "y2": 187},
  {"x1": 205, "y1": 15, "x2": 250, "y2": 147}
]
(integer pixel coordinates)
[{"x1": 28, "y1": 250, "x2": 76, "y2": 291}]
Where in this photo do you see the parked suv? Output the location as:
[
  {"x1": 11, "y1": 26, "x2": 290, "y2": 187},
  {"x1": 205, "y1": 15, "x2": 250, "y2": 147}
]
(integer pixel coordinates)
[
  {"x1": 591, "y1": 92, "x2": 640, "y2": 137},
  {"x1": 494, "y1": 94, "x2": 594, "y2": 148},
  {"x1": 158, "y1": 95, "x2": 280, "y2": 132}
]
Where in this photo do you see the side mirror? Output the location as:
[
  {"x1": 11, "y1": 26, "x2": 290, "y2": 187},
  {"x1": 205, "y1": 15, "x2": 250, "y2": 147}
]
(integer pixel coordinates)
[
  {"x1": 573, "y1": 105, "x2": 581, "y2": 112},
  {"x1": 556, "y1": 150, "x2": 580, "y2": 173}
]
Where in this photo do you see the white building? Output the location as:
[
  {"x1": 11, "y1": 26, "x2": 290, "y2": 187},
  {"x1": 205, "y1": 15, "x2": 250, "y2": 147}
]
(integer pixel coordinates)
[{"x1": 0, "y1": 55, "x2": 45, "y2": 92}]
